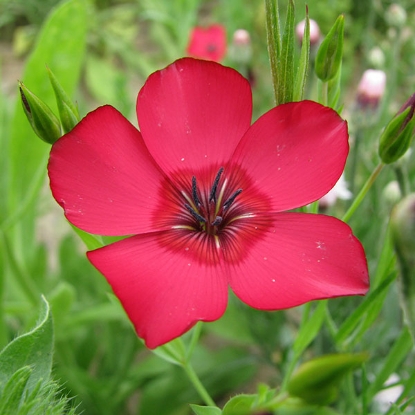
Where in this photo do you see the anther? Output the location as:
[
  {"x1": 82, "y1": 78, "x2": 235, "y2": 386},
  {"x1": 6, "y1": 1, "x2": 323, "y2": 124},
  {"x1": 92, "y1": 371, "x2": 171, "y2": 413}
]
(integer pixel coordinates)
[
  {"x1": 209, "y1": 167, "x2": 224, "y2": 203},
  {"x1": 184, "y1": 203, "x2": 206, "y2": 223},
  {"x1": 223, "y1": 189, "x2": 243, "y2": 210},
  {"x1": 211, "y1": 216, "x2": 223, "y2": 226},
  {"x1": 191, "y1": 176, "x2": 202, "y2": 207}
]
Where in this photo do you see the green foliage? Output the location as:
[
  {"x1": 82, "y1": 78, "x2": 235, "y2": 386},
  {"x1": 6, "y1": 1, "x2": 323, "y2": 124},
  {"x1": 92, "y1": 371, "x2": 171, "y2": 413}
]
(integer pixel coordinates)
[
  {"x1": 0, "y1": 297, "x2": 78, "y2": 414},
  {"x1": 2, "y1": 0, "x2": 415, "y2": 414}
]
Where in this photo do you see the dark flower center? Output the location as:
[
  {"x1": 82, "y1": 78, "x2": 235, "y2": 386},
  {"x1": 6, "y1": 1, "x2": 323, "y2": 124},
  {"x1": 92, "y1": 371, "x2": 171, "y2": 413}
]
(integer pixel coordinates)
[{"x1": 183, "y1": 167, "x2": 243, "y2": 235}]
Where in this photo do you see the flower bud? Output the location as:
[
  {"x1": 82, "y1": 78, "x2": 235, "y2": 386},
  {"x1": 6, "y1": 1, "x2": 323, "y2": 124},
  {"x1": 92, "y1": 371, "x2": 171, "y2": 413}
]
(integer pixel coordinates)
[
  {"x1": 296, "y1": 18, "x2": 320, "y2": 46},
  {"x1": 382, "y1": 181, "x2": 401, "y2": 205},
  {"x1": 368, "y1": 47, "x2": 385, "y2": 69},
  {"x1": 385, "y1": 4, "x2": 407, "y2": 28},
  {"x1": 186, "y1": 24, "x2": 226, "y2": 62},
  {"x1": 356, "y1": 69, "x2": 386, "y2": 109},
  {"x1": 228, "y1": 29, "x2": 252, "y2": 65},
  {"x1": 19, "y1": 81, "x2": 61, "y2": 144},
  {"x1": 379, "y1": 92, "x2": 415, "y2": 164},
  {"x1": 287, "y1": 353, "x2": 368, "y2": 405},
  {"x1": 47, "y1": 66, "x2": 80, "y2": 133},
  {"x1": 315, "y1": 15, "x2": 344, "y2": 82}
]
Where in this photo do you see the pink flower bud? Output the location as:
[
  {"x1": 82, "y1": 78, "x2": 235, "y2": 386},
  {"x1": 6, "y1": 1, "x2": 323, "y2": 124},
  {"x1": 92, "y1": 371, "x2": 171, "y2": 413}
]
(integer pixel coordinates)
[
  {"x1": 296, "y1": 18, "x2": 321, "y2": 46},
  {"x1": 356, "y1": 69, "x2": 386, "y2": 109},
  {"x1": 232, "y1": 29, "x2": 251, "y2": 46},
  {"x1": 228, "y1": 29, "x2": 252, "y2": 65}
]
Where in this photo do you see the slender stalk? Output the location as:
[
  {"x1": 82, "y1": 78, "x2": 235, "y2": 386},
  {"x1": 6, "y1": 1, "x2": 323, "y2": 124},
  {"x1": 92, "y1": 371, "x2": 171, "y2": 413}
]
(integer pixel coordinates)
[
  {"x1": 342, "y1": 162, "x2": 385, "y2": 223},
  {"x1": 186, "y1": 321, "x2": 203, "y2": 361},
  {"x1": 348, "y1": 129, "x2": 363, "y2": 195},
  {"x1": 181, "y1": 360, "x2": 216, "y2": 407}
]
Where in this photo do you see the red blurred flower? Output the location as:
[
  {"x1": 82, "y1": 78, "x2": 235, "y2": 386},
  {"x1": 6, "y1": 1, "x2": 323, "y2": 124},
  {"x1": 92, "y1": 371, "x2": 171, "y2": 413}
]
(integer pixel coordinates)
[
  {"x1": 48, "y1": 58, "x2": 369, "y2": 349},
  {"x1": 187, "y1": 24, "x2": 226, "y2": 62}
]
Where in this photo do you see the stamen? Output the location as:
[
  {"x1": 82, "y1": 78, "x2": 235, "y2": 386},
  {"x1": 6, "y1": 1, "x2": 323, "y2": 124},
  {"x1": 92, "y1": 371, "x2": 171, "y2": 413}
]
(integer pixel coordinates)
[
  {"x1": 211, "y1": 216, "x2": 223, "y2": 226},
  {"x1": 184, "y1": 203, "x2": 206, "y2": 223},
  {"x1": 191, "y1": 176, "x2": 201, "y2": 207},
  {"x1": 209, "y1": 167, "x2": 224, "y2": 203},
  {"x1": 223, "y1": 189, "x2": 243, "y2": 210}
]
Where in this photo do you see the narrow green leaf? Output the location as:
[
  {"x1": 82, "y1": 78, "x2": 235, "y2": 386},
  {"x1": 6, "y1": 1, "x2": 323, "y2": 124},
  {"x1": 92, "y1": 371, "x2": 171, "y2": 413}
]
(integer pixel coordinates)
[
  {"x1": 265, "y1": 0, "x2": 281, "y2": 104},
  {"x1": 293, "y1": 7, "x2": 310, "y2": 101},
  {"x1": 366, "y1": 327, "x2": 413, "y2": 401},
  {"x1": 335, "y1": 227, "x2": 397, "y2": 346},
  {"x1": 278, "y1": 0, "x2": 295, "y2": 104},
  {"x1": 335, "y1": 272, "x2": 396, "y2": 346},
  {"x1": 190, "y1": 404, "x2": 222, "y2": 415},
  {"x1": 0, "y1": 297, "x2": 53, "y2": 394},
  {"x1": 293, "y1": 300, "x2": 327, "y2": 357}
]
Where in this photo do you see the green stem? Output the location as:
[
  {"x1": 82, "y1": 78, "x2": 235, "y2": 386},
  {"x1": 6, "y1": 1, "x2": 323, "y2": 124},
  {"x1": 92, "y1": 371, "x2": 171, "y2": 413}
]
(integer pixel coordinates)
[
  {"x1": 181, "y1": 360, "x2": 216, "y2": 407},
  {"x1": 393, "y1": 164, "x2": 410, "y2": 197},
  {"x1": 348, "y1": 129, "x2": 363, "y2": 195},
  {"x1": 318, "y1": 80, "x2": 328, "y2": 106},
  {"x1": 342, "y1": 162, "x2": 385, "y2": 223}
]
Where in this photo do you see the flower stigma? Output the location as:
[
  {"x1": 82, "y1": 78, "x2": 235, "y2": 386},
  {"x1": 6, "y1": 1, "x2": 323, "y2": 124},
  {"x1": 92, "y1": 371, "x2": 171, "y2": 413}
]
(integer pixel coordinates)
[{"x1": 183, "y1": 167, "x2": 243, "y2": 235}]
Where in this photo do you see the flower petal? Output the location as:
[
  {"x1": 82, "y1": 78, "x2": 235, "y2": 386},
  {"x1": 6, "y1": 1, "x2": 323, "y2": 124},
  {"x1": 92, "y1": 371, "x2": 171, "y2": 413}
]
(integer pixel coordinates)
[
  {"x1": 227, "y1": 212, "x2": 369, "y2": 310},
  {"x1": 231, "y1": 101, "x2": 349, "y2": 211},
  {"x1": 137, "y1": 58, "x2": 252, "y2": 176},
  {"x1": 87, "y1": 230, "x2": 228, "y2": 349},
  {"x1": 48, "y1": 105, "x2": 167, "y2": 236}
]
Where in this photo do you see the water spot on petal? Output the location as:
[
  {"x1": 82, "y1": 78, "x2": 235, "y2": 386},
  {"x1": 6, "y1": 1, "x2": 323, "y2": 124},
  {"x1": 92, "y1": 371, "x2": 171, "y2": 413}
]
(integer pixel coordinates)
[{"x1": 181, "y1": 157, "x2": 185, "y2": 162}]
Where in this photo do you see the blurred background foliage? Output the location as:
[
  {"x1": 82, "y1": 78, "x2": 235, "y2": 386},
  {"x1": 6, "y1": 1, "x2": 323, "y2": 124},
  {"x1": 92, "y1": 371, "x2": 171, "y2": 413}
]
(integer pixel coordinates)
[{"x1": 1, "y1": 0, "x2": 415, "y2": 414}]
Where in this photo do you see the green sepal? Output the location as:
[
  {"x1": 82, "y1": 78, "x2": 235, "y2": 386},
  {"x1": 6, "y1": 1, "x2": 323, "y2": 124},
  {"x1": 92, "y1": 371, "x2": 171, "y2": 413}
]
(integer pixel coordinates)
[
  {"x1": 0, "y1": 366, "x2": 32, "y2": 414},
  {"x1": 265, "y1": 0, "x2": 281, "y2": 104},
  {"x1": 287, "y1": 353, "x2": 368, "y2": 405},
  {"x1": 47, "y1": 65, "x2": 80, "y2": 133},
  {"x1": 151, "y1": 337, "x2": 187, "y2": 366},
  {"x1": 278, "y1": 0, "x2": 295, "y2": 104},
  {"x1": 315, "y1": 15, "x2": 344, "y2": 82},
  {"x1": 379, "y1": 107, "x2": 415, "y2": 164},
  {"x1": 293, "y1": 6, "x2": 310, "y2": 101},
  {"x1": 19, "y1": 81, "x2": 62, "y2": 144},
  {"x1": 190, "y1": 404, "x2": 222, "y2": 415}
]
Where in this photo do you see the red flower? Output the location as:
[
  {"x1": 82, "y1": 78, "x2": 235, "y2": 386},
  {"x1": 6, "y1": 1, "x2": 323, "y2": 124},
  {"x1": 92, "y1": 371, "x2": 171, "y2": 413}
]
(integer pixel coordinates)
[
  {"x1": 186, "y1": 24, "x2": 226, "y2": 62},
  {"x1": 48, "y1": 58, "x2": 369, "y2": 349}
]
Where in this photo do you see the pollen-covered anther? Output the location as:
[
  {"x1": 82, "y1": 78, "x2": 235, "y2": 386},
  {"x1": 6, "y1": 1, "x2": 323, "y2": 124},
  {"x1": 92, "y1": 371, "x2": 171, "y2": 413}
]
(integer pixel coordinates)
[
  {"x1": 223, "y1": 188, "x2": 243, "y2": 210},
  {"x1": 184, "y1": 203, "x2": 206, "y2": 223},
  {"x1": 209, "y1": 167, "x2": 224, "y2": 203}
]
